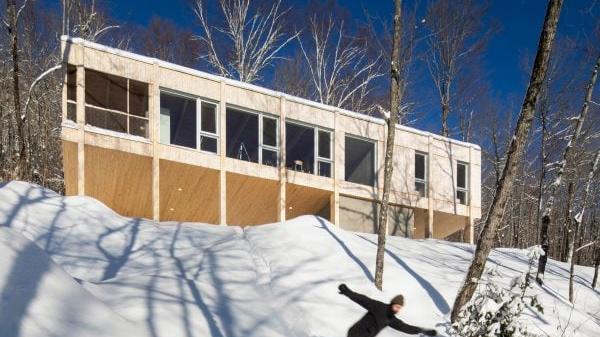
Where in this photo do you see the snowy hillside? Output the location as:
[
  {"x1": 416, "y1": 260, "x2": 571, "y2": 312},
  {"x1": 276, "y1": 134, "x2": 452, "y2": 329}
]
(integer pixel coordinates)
[{"x1": 0, "y1": 181, "x2": 599, "y2": 337}]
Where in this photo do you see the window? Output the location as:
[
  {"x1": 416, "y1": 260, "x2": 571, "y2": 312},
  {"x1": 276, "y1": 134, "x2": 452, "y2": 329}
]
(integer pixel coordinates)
[
  {"x1": 415, "y1": 152, "x2": 428, "y2": 197},
  {"x1": 261, "y1": 116, "x2": 279, "y2": 166},
  {"x1": 66, "y1": 64, "x2": 77, "y2": 122},
  {"x1": 286, "y1": 122, "x2": 314, "y2": 173},
  {"x1": 285, "y1": 122, "x2": 332, "y2": 176},
  {"x1": 226, "y1": 108, "x2": 277, "y2": 165},
  {"x1": 160, "y1": 92, "x2": 219, "y2": 154},
  {"x1": 456, "y1": 161, "x2": 469, "y2": 205},
  {"x1": 317, "y1": 130, "x2": 332, "y2": 177},
  {"x1": 345, "y1": 136, "x2": 376, "y2": 186},
  {"x1": 160, "y1": 92, "x2": 197, "y2": 149},
  {"x1": 200, "y1": 102, "x2": 218, "y2": 153},
  {"x1": 85, "y1": 69, "x2": 149, "y2": 137}
]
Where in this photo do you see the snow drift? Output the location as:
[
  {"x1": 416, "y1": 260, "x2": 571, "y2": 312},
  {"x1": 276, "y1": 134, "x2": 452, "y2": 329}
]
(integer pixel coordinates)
[{"x1": 0, "y1": 181, "x2": 598, "y2": 337}]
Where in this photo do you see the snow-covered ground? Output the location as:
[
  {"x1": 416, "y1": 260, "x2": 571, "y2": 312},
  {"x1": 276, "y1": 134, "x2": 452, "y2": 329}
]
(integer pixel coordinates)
[{"x1": 0, "y1": 181, "x2": 598, "y2": 337}]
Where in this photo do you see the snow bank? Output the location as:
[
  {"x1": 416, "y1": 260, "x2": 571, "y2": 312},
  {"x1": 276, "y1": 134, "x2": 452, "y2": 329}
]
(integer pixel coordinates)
[{"x1": 1, "y1": 181, "x2": 599, "y2": 337}]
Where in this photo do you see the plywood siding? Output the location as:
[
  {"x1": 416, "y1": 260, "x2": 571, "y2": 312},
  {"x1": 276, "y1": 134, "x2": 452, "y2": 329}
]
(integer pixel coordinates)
[
  {"x1": 159, "y1": 159, "x2": 220, "y2": 223},
  {"x1": 62, "y1": 141, "x2": 78, "y2": 196},
  {"x1": 226, "y1": 172, "x2": 279, "y2": 226},
  {"x1": 84, "y1": 145, "x2": 153, "y2": 218},
  {"x1": 286, "y1": 183, "x2": 332, "y2": 220}
]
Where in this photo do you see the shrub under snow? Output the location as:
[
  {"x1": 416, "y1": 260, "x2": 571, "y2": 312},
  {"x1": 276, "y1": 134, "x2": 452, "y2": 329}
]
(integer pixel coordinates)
[{"x1": 451, "y1": 246, "x2": 545, "y2": 337}]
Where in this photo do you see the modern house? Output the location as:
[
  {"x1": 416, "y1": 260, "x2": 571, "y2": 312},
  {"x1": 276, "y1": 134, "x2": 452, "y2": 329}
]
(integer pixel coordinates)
[{"x1": 60, "y1": 36, "x2": 481, "y2": 243}]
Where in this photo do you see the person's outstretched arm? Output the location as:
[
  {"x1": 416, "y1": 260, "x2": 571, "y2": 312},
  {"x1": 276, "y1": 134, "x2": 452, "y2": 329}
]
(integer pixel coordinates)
[
  {"x1": 338, "y1": 284, "x2": 379, "y2": 311},
  {"x1": 389, "y1": 317, "x2": 436, "y2": 336}
]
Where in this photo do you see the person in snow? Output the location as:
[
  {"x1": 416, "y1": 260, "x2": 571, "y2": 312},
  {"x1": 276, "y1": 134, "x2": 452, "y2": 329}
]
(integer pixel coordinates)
[{"x1": 338, "y1": 284, "x2": 437, "y2": 337}]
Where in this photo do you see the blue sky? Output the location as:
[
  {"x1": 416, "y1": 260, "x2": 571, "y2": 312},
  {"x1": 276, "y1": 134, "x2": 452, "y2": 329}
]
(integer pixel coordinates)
[{"x1": 103, "y1": 0, "x2": 598, "y2": 133}]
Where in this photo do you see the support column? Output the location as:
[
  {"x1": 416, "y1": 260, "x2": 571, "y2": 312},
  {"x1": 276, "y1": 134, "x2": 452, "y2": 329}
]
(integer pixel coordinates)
[
  {"x1": 278, "y1": 96, "x2": 287, "y2": 222},
  {"x1": 333, "y1": 109, "x2": 343, "y2": 226},
  {"x1": 219, "y1": 81, "x2": 227, "y2": 225},
  {"x1": 466, "y1": 145, "x2": 476, "y2": 244},
  {"x1": 426, "y1": 135, "x2": 434, "y2": 238},
  {"x1": 75, "y1": 43, "x2": 85, "y2": 196},
  {"x1": 151, "y1": 62, "x2": 160, "y2": 222}
]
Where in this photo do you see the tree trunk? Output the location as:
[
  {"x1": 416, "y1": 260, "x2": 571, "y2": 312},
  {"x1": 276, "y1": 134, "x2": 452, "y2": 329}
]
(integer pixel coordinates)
[
  {"x1": 538, "y1": 54, "x2": 600, "y2": 283},
  {"x1": 592, "y1": 248, "x2": 599, "y2": 288},
  {"x1": 7, "y1": 0, "x2": 27, "y2": 180},
  {"x1": 441, "y1": 89, "x2": 450, "y2": 137},
  {"x1": 450, "y1": 0, "x2": 563, "y2": 322},
  {"x1": 568, "y1": 151, "x2": 600, "y2": 302},
  {"x1": 563, "y1": 181, "x2": 575, "y2": 262},
  {"x1": 374, "y1": 0, "x2": 402, "y2": 291}
]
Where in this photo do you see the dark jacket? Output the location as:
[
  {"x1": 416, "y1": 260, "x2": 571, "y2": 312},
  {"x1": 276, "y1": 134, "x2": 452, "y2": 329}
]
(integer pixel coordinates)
[{"x1": 340, "y1": 286, "x2": 426, "y2": 337}]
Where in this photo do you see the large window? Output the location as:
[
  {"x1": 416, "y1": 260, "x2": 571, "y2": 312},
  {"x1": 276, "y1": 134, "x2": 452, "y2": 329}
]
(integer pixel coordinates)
[
  {"x1": 286, "y1": 122, "x2": 314, "y2": 173},
  {"x1": 285, "y1": 122, "x2": 332, "y2": 176},
  {"x1": 85, "y1": 69, "x2": 149, "y2": 137},
  {"x1": 345, "y1": 136, "x2": 376, "y2": 186},
  {"x1": 456, "y1": 161, "x2": 469, "y2": 205},
  {"x1": 160, "y1": 92, "x2": 197, "y2": 149},
  {"x1": 66, "y1": 64, "x2": 77, "y2": 122},
  {"x1": 160, "y1": 92, "x2": 218, "y2": 154},
  {"x1": 415, "y1": 151, "x2": 428, "y2": 197},
  {"x1": 227, "y1": 108, "x2": 278, "y2": 166}
]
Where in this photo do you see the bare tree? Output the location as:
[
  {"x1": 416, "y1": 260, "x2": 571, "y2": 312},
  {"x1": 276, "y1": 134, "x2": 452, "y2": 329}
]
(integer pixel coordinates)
[
  {"x1": 138, "y1": 16, "x2": 201, "y2": 68},
  {"x1": 374, "y1": 0, "x2": 403, "y2": 290},
  {"x1": 568, "y1": 150, "x2": 600, "y2": 302},
  {"x1": 450, "y1": 0, "x2": 563, "y2": 322},
  {"x1": 537, "y1": 54, "x2": 600, "y2": 284},
  {"x1": 193, "y1": 0, "x2": 297, "y2": 83},
  {"x1": 423, "y1": 0, "x2": 493, "y2": 137},
  {"x1": 296, "y1": 16, "x2": 383, "y2": 114}
]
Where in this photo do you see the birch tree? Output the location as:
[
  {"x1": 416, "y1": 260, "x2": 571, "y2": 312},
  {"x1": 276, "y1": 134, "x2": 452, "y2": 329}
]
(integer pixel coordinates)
[
  {"x1": 568, "y1": 150, "x2": 600, "y2": 302},
  {"x1": 423, "y1": 0, "x2": 492, "y2": 137},
  {"x1": 193, "y1": 0, "x2": 297, "y2": 84},
  {"x1": 374, "y1": 0, "x2": 403, "y2": 290},
  {"x1": 450, "y1": 0, "x2": 563, "y2": 322},
  {"x1": 536, "y1": 54, "x2": 600, "y2": 284},
  {"x1": 296, "y1": 16, "x2": 383, "y2": 114}
]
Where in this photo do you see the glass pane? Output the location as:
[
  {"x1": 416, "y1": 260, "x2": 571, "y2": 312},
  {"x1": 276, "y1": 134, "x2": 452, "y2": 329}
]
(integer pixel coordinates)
[
  {"x1": 226, "y1": 109, "x2": 259, "y2": 163},
  {"x1": 415, "y1": 153, "x2": 425, "y2": 180},
  {"x1": 263, "y1": 117, "x2": 277, "y2": 147},
  {"x1": 457, "y1": 190, "x2": 467, "y2": 205},
  {"x1": 85, "y1": 69, "x2": 127, "y2": 112},
  {"x1": 160, "y1": 92, "x2": 197, "y2": 149},
  {"x1": 129, "y1": 80, "x2": 148, "y2": 117},
  {"x1": 318, "y1": 161, "x2": 331, "y2": 177},
  {"x1": 201, "y1": 102, "x2": 217, "y2": 133},
  {"x1": 262, "y1": 149, "x2": 278, "y2": 167},
  {"x1": 415, "y1": 181, "x2": 426, "y2": 197},
  {"x1": 129, "y1": 116, "x2": 148, "y2": 138},
  {"x1": 67, "y1": 102, "x2": 76, "y2": 122},
  {"x1": 457, "y1": 163, "x2": 467, "y2": 188},
  {"x1": 318, "y1": 130, "x2": 331, "y2": 159},
  {"x1": 85, "y1": 106, "x2": 127, "y2": 133},
  {"x1": 286, "y1": 122, "x2": 315, "y2": 173},
  {"x1": 200, "y1": 136, "x2": 218, "y2": 153},
  {"x1": 345, "y1": 136, "x2": 375, "y2": 186},
  {"x1": 67, "y1": 64, "x2": 77, "y2": 101}
]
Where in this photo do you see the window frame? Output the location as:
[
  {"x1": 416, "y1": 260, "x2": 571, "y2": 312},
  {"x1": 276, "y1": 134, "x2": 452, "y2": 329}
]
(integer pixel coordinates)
[
  {"x1": 316, "y1": 128, "x2": 333, "y2": 177},
  {"x1": 344, "y1": 134, "x2": 377, "y2": 187},
  {"x1": 414, "y1": 151, "x2": 428, "y2": 197},
  {"x1": 159, "y1": 88, "x2": 220, "y2": 155},
  {"x1": 456, "y1": 161, "x2": 469, "y2": 205},
  {"x1": 84, "y1": 68, "x2": 149, "y2": 138},
  {"x1": 66, "y1": 64, "x2": 77, "y2": 122},
  {"x1": 226, "y1": 105, "x2": 279, "y2": 166}
]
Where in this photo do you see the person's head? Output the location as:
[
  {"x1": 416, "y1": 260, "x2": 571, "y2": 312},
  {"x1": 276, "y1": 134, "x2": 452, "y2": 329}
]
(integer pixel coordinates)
[{"x1": 390, "y1": 294, "x2": 404, "y2": 313}]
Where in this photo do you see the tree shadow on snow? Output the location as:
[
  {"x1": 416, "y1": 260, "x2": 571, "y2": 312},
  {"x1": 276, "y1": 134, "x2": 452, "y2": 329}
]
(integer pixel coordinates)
[
  {"x1": 316, "y1": 217, "x2": 374, "y2": 282},
  {"x1": 356, "y1": 235, "x2": 451, "y2": 315}
]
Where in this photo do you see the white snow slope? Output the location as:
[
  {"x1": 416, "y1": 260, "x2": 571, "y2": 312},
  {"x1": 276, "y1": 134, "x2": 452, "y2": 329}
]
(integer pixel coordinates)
[{"x1": 0, "y1": 181, "x2": 598, "y2": 337}]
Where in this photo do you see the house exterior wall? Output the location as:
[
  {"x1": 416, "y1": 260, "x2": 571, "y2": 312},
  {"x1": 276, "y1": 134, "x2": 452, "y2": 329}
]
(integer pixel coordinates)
[{"x1": 60, "y1": 36, "x2": 481, "y2": 242}]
